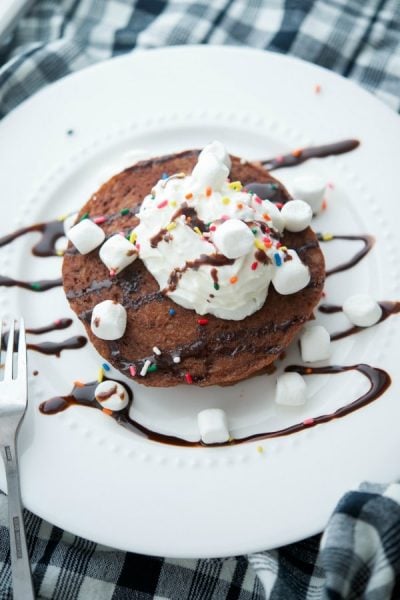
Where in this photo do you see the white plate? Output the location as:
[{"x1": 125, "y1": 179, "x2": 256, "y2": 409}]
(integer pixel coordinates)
[{"x1": 1, "y1": 46, "x2": 400, "y2": 558}]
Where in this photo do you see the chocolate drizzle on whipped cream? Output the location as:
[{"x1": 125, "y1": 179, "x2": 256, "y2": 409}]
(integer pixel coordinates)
[
  {"x1": 165, "y1": 254, "x2": 235, "y2": 293},
  {"x1": 262, "y1": 139, "x2": 360, "y2": 171},
  {"x1": 39, "y1": 363, "x2": 390, "y2": 446}
]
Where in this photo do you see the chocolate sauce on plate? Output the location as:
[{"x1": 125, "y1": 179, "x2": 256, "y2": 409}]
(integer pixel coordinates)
[
  {"x1": 39, "y1": 363, "x2": 390, "y2": 446},
  {"x1": 0, "y1": 219, "x2": 65, "y2": 257},
  {"x1": 262, "y1": 139, "x2": 360, "y2": 171},
  {"x1": 317, "y1": 233, "x2": 375, "y2": 276},
  {"x1": 319, "y1": 301, "x2": 400, "y2": 340}
]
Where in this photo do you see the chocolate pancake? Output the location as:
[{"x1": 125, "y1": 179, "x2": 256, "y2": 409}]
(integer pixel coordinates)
[{"x1": 62, "y1": 150, "x2": 325, "y2": 387}]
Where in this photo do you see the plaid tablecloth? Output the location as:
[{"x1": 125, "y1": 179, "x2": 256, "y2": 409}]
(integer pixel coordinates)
[{"x1": 1, "y1": 1, "x2": 400, "y2": 598}]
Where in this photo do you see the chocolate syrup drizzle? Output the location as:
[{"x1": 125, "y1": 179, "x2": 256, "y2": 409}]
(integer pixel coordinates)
[
  {"x1": 165, "y1": 254, "x2": 235, "y2": 293},
  {"x1": 39, "y1": 363, "x2": 390, "y2": 446},
  {"x1": 0, "y1": 137, "x2": 394, "y2": 447},
  {"x1": 0, "y1": 219, "x2": 65, "y2": 256},
  {"x1": 1, "y1": 318, "x2": 87, "y2": 357},
  {"x1": 317, "y1": 233, "x2": 375, "y2": 277},
  {"x1": 262, "y1": 139, "x2": 360, "y2": 171},
  {"x1": 319, "y1": 301, "x2": 400, "y2": 341}
]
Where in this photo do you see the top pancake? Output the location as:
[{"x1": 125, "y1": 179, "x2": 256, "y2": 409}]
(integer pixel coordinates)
[{"x1": 62, "y1": 150, "x2": 325, "y2": 387}]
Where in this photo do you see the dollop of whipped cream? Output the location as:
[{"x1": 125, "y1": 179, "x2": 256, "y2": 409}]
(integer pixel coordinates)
[{"x1": 134, "y1": 141, "x2": 309, "y2": 320}]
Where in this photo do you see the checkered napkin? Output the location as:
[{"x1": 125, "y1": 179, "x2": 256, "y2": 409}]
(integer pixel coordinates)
[{"x1": 1, "y1": 1, "x2": 400, "y2": 598}]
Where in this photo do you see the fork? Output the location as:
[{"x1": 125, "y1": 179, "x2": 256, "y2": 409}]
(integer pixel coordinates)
[{"x1": 0, "y1": 319, "x2": 35, "y2": 599}]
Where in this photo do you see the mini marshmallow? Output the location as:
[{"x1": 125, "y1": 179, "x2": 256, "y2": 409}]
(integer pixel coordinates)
[
  {"x1": 275, "y1": 372, "x2": 307, "y2": 406},
  {"x1": 91, "y1": 300, "x2": 127, "y2": 340},
  {"x1": 213, "y1": 219, "x2": 254, "y2": 258},
  {"x1": 99, "y1": 234, "x2": 137, "y2": 274},
  {"x1": 95, "y1": 380, "x2": 129, "y2": 411},
  {"x1": 272, "y1": 250, "x2": 310, "y2": 295},
  {"x1": 281, "y1": 200, "x2": 313, "y2": 232},
  {"x1": 67, "y1": 219, "x2": 105, "y2": 254},
  {"x1": 300, "y1": 325, "x2": 331, "y2": 362},
  {"x1": 197, "y1": 409, "x2": 230, "y2": 444},
  {"x1": 291, "y1": 175, "x2": 326, "y2": 213},
  {"x1": 192, "y1": 152, "x2": 229, "y2": 190},
  {"x1": 343, "y1": 294, "x2": 382, "y2": 327}
]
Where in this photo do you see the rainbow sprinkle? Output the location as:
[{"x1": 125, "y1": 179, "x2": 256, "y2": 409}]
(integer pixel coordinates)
[
  {"x1": 185, "y1": 373, "x2": 193, "y2": 384},
  {"x1": 80, "y1": 212, "x2": 89, "y2": 221},
  {"x1": 214, "y1": 282, "x2": 220, "y2": 291},
  {"x1": 120, "y1": 208, "x2": 130, "y2": 216},
  {"x1": 97, "y1": 368, "x2": 104, "y2": 383},
  {"x1": 230, "y1": 276, "x2": 238, "y2": 284},
  {"x1": 173, "y1": 356, "x2": 181, "y2": 364},
  {"x1": 321, "y1": 232, "x2": 333, "y2": 241},
  {"x1": 254, "y1": 239, "x2": 265, "y2": 251},
  {"x1": 153, "y1": 346, "x2": 161, "y2": 355},
  {"x1": 166, "y1": 222, "x2": 177, "y2": 231},
  {"x1": 197, "y1": 318, "x2": 208, "y2": 326},
  {"x1": 140, "y1": 360, "x2": 151, "y2": 377},
  {"x1": 129, "y1": 365, "x2": 136, "y2": 377},
  {"x1": 303, "y1": 418, "x2": 314, "y2": 426},
  {"x1": 31, "y1": 282, "x2": 42, "y2": 291},
  {"x1": 193, "y1": 226, "x2": 202, "y2": 236},
  {"x1": 251, "y1": 262, "x2": 258, "y2": 271},
  {"x1": 222, "y1": 197, "x2": 230, "y2": 205},
  {"x1": 102, "y1": 363, "x2": 111, "y2": 371},
  {"x1": 185, "y1": 192, "x2": 193, "y2": 200},
  {"x1": 129, "y1": 231, "x2": 137, "y2": 244},
  {"x1": 94, "y1": 216, "x2": 106, "y2": 224},
  {"x1": 157, "y1": 200, "x2": 168, "y2": 209},
  {"x1": 228, "y1": 181, "x2": 242, "y2": 191},
  {"x1": 169, "y1": 308, "x2": 176, "y2": 316},
  {"x1": 205, "y1": 186, "x2": 213, "y2": 197},
  {"x1": 274, "y1": 253, "x2": 282, "y2": 267},
  {"x1": 148, "y1": 364, "x2": 158, "y2": 373}
]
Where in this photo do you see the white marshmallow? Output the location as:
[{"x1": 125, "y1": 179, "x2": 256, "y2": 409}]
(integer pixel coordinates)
[
  {"x1": 281, "y1": 200, "x2": 313, "y2": 232},
  {"x1": 275, "y1": 372, "x2": 307, "y2": 406},
  {"x1": 91, "y1": 300, "x2": 127, "y2": 340},
  {"x1": 272, "y1": 250, "x2": 310, "y2": 295},
  {"x1": 99, "y1": 234, "x2": 138, "y2": 274},
  {"x1": 67, "y1": 219, "x2": 105, "y2": 254},
  {"x1": 95, "y1": 380, "x2": 129, "y2": 411},
  {"x1": 343, "y1": 294, "x2": 382, "y2": 327},
  {"x1": 291, "y1": 175, "x2": 326, "y2": 213},
  {"x1": 200, "y1": 140, "x2": 231, "y2": 170},
  {"x1": 192, "y1": 152, "x2": 229, "y2": 191},
  {"x1": 213, "y1": 219, "x2": 254, "y2": 258},
  {"x1": 197, "y1": 409, "x2": 230, "y2": 444},
  {"x1": 300, "y1": 325, "x2": 331, "y2": 362}
]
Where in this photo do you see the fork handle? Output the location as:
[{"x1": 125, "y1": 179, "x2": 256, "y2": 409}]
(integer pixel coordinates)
[{"x1": 1, "y1": 441, "x2": 35, "y2": 599}]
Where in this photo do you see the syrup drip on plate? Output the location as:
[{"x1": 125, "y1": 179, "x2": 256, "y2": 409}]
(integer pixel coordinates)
[
  {"x1": 39, "y1": 363, "x2": 390, "y2": 446},
  {"x1": 319, "y1": 301, "x2": 400, "y2": 340},
  {"x1": 1, "y1": 318, "x2": 87, "y2": 357},
  {"x1": 317, "y1": 233, "x2": 375, "y2": 276},
  {"x1": 0, "y1": 219, "x2": 65, "y2": 256},
  {"x1": 262, "y1": 139, "x2": 360, "y2": 171}
]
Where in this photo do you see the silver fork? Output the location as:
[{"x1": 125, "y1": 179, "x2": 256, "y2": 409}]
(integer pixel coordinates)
[{"x1": 0, "y1": 319, "x2": 35, "y2": 599}]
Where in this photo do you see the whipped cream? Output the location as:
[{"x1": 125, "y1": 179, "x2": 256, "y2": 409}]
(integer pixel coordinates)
[{"x1": 134, "y1": 141, "x2": 310, "y2": 320}]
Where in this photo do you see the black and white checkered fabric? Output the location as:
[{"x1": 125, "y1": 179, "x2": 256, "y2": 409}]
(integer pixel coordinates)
[{"x1": 1, "y1": 1, "x2": 400, "y2": 598}]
